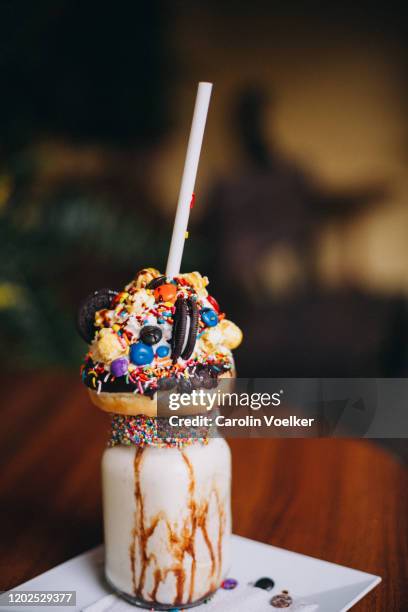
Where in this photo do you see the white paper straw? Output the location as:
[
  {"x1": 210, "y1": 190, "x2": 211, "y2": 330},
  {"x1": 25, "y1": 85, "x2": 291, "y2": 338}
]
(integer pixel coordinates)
[{"x1": 165, "y1": 82, "x2": 213, "y2": 278}]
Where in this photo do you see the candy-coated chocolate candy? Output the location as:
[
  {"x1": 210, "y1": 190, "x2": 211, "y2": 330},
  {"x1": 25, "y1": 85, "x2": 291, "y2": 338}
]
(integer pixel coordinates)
[
  {"x1": 207, "y1": 294, "x2": 220, "y2": 313},
  {"x1": 254, "y1": 577, "x2": 275, "y2": 591},
  {"x1": 221, "y1": 578, "x2": 238, "y2": 590},
  {"x1": 129, "y1": 342, "x2": 154, "y2": 366},
  {"x1": 140, "y1": 325, "x2": 162, "y2": 345},
  {"x1": 156, "y1": 344, "x2": 170, "y2": 358},
  {"x1": 270, "y1": 592, "x2": 293, "y2": 608},
  {"x1": 201, "y1": 307, "x2": 218, "y2": 327},
  {"x1": 110, "y1": 357, "x2": 129, "y2": 377},
  {"x1": 154, "y1": 283, "x2": 177, "y2": 303}
]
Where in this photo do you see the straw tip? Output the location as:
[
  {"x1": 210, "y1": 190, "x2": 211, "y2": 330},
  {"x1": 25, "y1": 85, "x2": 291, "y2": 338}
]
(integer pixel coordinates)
[{"x1": 199, "y1": 81, "x2": 213, "y2": 88}]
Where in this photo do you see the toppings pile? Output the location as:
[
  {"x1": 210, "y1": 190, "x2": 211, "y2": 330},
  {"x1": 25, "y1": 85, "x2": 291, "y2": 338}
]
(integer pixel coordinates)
[{"x1": 79, "y1": 268, "x2": 242, "y2": 398}]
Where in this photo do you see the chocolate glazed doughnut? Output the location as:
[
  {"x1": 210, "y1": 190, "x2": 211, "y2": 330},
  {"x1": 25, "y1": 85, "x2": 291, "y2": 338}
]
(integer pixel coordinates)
[{"x1": 182, "y1": 297, "x2": 199, "y2": 360}]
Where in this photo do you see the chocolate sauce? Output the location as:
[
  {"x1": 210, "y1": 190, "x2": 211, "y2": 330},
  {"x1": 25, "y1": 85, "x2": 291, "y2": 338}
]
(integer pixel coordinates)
[
  {"x1": 181, "y1": 452, "x2": 197, "y2": 603},
  {"x1": 129, "y1": 446, "x2": 225, "y2": 606}
]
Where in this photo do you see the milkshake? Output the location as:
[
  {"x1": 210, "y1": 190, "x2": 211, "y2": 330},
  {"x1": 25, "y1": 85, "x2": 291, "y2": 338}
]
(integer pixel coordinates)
[
  {"x1": 78, "y1": 268, "x2": 242, "y2": 609},
  {"x1": 102, "y1": 439, "x2": 231, "y2": 607}
]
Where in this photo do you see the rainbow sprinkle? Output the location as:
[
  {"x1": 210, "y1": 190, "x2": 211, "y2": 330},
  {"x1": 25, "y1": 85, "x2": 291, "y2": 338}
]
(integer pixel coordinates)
[{"x1": 109, "y1": 414, "x2": 210, "y2": 449}]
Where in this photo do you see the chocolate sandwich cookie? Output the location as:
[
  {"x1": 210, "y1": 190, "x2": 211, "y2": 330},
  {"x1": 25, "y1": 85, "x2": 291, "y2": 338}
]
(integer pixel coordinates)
[
  {"x1": 77, "y1": 288, "x2": 118, "y2": 343},
  {"x1": 181, "y1": 296, "x2": 199, "y2": 360},
  {"x1": 146, "y1": 275, "x2": 166, "y2": 290},
  {"x1": 171, "y1": 296, "x2": 188, "y2": 361}
]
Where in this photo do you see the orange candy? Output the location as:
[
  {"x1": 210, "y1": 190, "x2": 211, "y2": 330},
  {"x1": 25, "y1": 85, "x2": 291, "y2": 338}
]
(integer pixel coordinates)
[{"x1": 153, "y1": 283, "x2": 177, "y2": 303}]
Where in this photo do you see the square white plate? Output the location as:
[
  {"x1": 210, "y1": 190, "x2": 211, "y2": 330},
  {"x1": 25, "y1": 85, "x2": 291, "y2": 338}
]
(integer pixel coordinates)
[{"x1": 0, "y1": 535, "x2": 380, "y2": 612}]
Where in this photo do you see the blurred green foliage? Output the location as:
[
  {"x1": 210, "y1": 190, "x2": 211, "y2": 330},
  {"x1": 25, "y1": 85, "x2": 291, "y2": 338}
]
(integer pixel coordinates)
[
  {"x1": 0, "y1": 151, "x2": 207, "y2": 369},
  {"x1": 0, "y1": 158, "x2": 162, "y2": 369}
]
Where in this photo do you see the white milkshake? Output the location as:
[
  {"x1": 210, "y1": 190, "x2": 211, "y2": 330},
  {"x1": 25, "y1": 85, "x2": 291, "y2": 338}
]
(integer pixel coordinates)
[
  {"x1": 102, "y1": 438, "x2": 231, "y2": 608},
  {"x1": 78, "y1": 267, "x2": 242, "y2": 608}
]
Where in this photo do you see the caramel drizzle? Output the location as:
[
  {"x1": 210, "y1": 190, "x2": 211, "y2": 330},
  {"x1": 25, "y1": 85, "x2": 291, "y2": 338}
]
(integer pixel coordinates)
[
  {"x1": 129, "y1": 447, "x2": 225, "y2": 606},
  {"x1": 181, "y1": 452, "x2": 198, "y2": 602},
  {"x1": 214, "y1": 487, "x2": 226, "y2": 582}
]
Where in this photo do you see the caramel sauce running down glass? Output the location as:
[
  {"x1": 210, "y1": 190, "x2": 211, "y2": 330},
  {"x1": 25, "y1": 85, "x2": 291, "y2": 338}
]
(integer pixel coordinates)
[{"x1": 102, "y1": 436, "x2": 232, "y2": 609}]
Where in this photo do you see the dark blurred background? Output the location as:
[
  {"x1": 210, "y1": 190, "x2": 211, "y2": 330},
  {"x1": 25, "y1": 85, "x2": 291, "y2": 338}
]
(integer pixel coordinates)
[{"x1": 1, "y1": 0, "x2": 408, "y2": 379}]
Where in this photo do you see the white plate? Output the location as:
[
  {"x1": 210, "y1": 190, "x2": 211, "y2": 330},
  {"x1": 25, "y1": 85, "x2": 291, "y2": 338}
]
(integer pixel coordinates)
[{"x1": 1, "y1": 535, "x2": 380, "y2": 612}]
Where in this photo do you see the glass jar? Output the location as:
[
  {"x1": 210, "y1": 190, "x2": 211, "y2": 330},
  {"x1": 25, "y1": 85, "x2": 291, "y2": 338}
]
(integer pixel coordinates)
[{"x1": 102, "y1": 437, "x2": 231, "y2": 609}]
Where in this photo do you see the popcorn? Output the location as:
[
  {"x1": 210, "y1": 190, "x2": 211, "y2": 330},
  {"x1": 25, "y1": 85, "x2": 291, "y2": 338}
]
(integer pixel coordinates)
[
  {"x1": 132, "y1": 268, "x2": 161, "y2": 289},
  {"x1": 90, "y1": 328, "x2": 127, "y2": 363},
  {"x1": 218, "y1": 319, "x2": 243, "y2": 350},
  {"x1": 198, "y1": 326, "x2": 228, "y2": 355},
  {"x1": 177, "y1": 271, "x2": 209, "y2": 298},
  {"x1": 198, "y1": 320, "x2": 242, "y2": 354}
]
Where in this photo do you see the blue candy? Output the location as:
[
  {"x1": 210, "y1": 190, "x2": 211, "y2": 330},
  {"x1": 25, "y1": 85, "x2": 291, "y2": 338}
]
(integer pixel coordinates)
[
  {"x1": 156, "y1": 345, "x2": 170, "y2": 358},
  {"x1": 201, "y1": 308, "x2": 219, "y2": 327},
  {"x1": 130, "y1": 342, "x2": 154, "y2": 366}
]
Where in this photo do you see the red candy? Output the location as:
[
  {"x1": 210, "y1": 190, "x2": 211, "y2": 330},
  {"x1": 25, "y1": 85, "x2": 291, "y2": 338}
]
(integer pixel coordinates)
[
  {"x1": 154, "y1": 283, "x2": 177, "y2": 303},
  {"x1": 207, "y1": 295, "x2": 220, "y2": 313}
]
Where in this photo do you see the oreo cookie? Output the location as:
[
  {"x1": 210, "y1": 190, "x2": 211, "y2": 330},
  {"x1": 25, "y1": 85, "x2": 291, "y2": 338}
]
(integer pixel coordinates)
[
  {"x1": 77, "y1": 288, "x2": 118, "y2": 343},
  {"x1": 146, "y1": 275, "x2": 166, "y2": 290},
  {"x1": 181, "y1": 297, "x2": 199, "y2": 360},
  {"x1": 171, "y1": 297, "x2": 188, "y2": 362}
]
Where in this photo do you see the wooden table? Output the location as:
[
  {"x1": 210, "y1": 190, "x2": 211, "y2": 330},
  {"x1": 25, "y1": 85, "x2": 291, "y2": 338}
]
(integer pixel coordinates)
[{"x1": 1, "y1": 373, "x2": 407, "y2": 610}]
